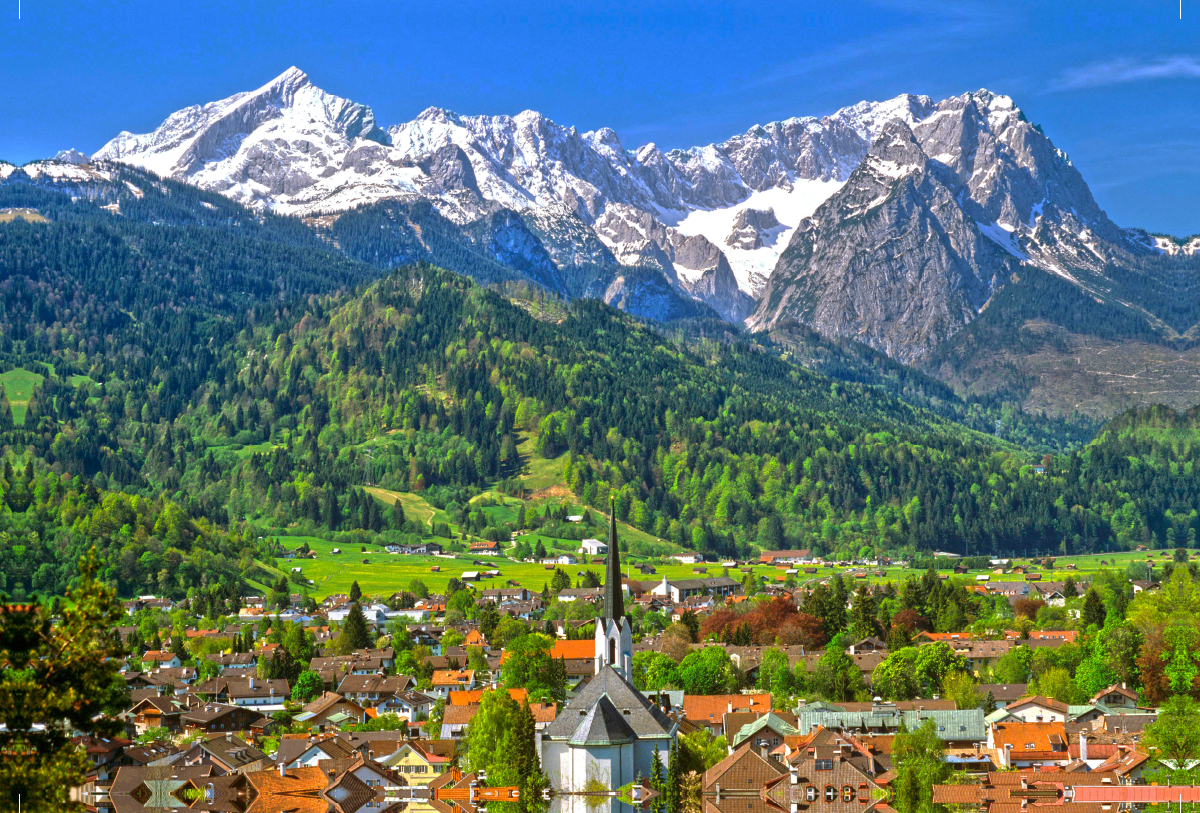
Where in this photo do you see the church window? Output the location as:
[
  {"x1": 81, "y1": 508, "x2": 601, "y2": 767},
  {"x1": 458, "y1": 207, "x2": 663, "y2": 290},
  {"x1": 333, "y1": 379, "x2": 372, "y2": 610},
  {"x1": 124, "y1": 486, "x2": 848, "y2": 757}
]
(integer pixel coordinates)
[
  {"x1": 610, "y1": 637, "x2": 616, "y2": 664},
  {"x1": 825, "y1": 787, "x2": 836, "y2": 802}
]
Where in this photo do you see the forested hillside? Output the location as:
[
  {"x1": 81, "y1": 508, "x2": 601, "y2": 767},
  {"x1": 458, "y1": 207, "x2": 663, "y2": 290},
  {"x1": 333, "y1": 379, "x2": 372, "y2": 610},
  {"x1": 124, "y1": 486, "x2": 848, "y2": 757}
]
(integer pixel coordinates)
[{"x1": 3, "y1": 171, "x2": 1200, "y2": 600}]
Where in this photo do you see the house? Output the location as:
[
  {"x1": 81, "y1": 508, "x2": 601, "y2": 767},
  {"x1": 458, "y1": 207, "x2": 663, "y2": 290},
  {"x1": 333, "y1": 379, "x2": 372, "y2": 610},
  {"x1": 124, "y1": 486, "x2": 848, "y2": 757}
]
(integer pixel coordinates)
[
  {"x1": 555, "y1": 587, "x2": 604, "y2": 602},
  {"x1": 1090, "y1": 683, "x2": 1139, "y2": 710},
  {"x1": 203, "y1": 652, "x2": 256, "y2": 674},
  {"x1": 793, "y1": 704, "x2": 985, "y2": 747},
  {"x1": 336, "y1": 674, "x2": 416, "y2": 707},
  {"x1": 729, "y1": 711, "x2": 800, "y2": 748},
  {"x1": 275, "y1": 734, "x2": 358, "y2": 768},
  {"x1": 988, "y1": 582, "x2": 1031, "y2": 599},
  {"x1": 376, "y1": 689, "x2": 435, "y2": 721},
  {"x1": 469, "y1": 540, "x2": 502, "y2": 555},
  {"x1": 294, "y1": 691, "x2": 368, "y2": 727},
  {"x1": 580, "y1": 539, "x2": 608, "y2": 556},
  {"x1": 649, "y1": 575, "x2": 741, "y2": 602},
  {"x1": 178, "y1": 733, "x2": 269, "y2": 773},
  {"x1": 702, "y1": 741, "x2": 788, "y2": 812},
  {"x1": 846, "y1": 637, "x2": 887, "y2": 655},
  {"x1": 540, "y1": 554, "x2": 578, "y2": 565},
  {"x1": 439, "y1": 703, "x2": 479, "y2": 739},
  {"x1": 139, "y1": 651, "x2": 182, "y2": 669},
  {"x1": 704, "y1": 727, "x2": 884, "y2": 813},
  {"x1": 180, "y1": 703, "x2": 266, "y2": 734},
  {"x1": 221, "y1": 676, "x2": 289, "y2": 709},
  {"x1": 681, "y1": 694, "x2": 771, "y2": 736},
  {"x1": 429, "y1": 669, "x2": 476, "y2": 698},
  {"x1": 988, "y1": 721, "x2": 1072, "y2": 768},
  {"x1": 378, "y1": 739, "x2": 454, "y2": 782},
  {"x1": 1004, "y1": 695, "x2": 1071, "y2": 723},
  {"x1": 671, "y1": 553, "x2": 704, "y2": 565},
  {"x1": 127, "y1": 695, "x2": 189, "y2": 734},
  {"x1": 462, "y1": 629, "x2": 488, "y2": 649}
]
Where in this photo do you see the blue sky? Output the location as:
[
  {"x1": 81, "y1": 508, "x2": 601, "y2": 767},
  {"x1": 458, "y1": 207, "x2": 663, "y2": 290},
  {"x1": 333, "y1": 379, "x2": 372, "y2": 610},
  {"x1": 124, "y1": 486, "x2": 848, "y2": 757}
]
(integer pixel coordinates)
[{"x1": 2, "y1": 0, "x2": 1199, "y2": 234}]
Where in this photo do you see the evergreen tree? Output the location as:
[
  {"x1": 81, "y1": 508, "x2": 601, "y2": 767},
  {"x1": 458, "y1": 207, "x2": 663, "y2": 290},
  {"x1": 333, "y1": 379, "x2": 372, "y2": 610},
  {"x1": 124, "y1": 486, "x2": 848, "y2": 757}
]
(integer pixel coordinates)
[
  {"x1": 1082, "y1": 588, "x2": 1107, "y2": 629},
  {"x1": 349, "y1": 581, "x2": 363, "y2": 602},
  {"x1": 1062, "y1": 576, "x2": 1078, "y2": 599},
  {"x1": 666, "y1": 738, "x2": 681, "y2": 813},
  {"x1": 343, "y1": 602, "x2": 374, "y2": 650},
  {"x1": 650, "y1": 745, "x2": 666, "y2": 813}
]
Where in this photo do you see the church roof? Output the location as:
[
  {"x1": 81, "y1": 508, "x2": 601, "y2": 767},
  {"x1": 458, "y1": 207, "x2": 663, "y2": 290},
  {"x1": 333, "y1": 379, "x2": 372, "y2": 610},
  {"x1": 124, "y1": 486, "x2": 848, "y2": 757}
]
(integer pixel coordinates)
[
  {"x1": 569, "y1": 695, "x2": 636, "y2": 745},
  {"x1": 545, "y1": 666, "x2": 674, "y2": 741}
]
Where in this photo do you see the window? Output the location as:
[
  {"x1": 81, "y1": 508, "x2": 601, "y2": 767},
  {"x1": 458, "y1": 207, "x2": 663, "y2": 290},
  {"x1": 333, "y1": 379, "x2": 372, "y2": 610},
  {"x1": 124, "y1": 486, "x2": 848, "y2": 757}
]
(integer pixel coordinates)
[
  {"x1": 815, "y1": 759, "x2": 834, "y2": 771},
  {"x1": 825, "y1": 787, "x2": 836, "y2": 802},
  {"x1": 843, "y1": 787, "x2": 853, "y2": 803},
  {"x1": 806, "y1": 787, "x2": 816, "y2": 802}
]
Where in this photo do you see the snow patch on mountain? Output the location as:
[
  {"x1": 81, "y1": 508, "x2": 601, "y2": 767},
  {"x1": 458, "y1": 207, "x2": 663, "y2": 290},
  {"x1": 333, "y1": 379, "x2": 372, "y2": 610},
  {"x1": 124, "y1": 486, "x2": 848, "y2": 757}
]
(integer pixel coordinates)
[{"x1": 669, "y1": 180, "x2": 843, "y2": 294}]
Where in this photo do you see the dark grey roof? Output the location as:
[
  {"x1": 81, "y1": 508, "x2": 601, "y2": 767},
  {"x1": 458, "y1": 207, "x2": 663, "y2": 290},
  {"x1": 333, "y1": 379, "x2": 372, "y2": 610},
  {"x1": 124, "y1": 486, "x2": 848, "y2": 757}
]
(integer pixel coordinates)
[
  {"x1": 544, "y1": 666, "x2": 673, "y2": 741},
  {"x1": 569, "y1": 695, "x2": 636, "y2": 745}
]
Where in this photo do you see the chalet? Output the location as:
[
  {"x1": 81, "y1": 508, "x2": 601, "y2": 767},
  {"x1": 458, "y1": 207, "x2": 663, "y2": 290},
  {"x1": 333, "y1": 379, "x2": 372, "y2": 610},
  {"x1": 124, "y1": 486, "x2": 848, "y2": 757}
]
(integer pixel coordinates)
[
  {"x1": 336, "y1": 674, "x2": 416, "y2": 707},
  {"x1": 1004, "y1": 695, "x2": 1070, "y2": 723},
  {"x1": 139, "y1": 651, "x2": 181, "y2": 669},
  {"x1": 376, "y1": 689, "x2": 435, "y2": 720},
  {"x1": 379, "y1": 740, "x2": 454, "y2": 782},
  {"x1": 681, "y1": 693, "x2": 771, "y2": 736},
  {"x1": 555, "y1": 587, "x2": 604, "y2": 602},
  {"x1": 469, "y1": 540, "x2": 502, "y2": 555},
  {"x1": 988, "y1": 721, "x2": 1071, "y2": 768},
  {"x1": 1090, "y1": 683, "x2": 1139, "y2": 710},
  {"x1": 292, "y1": 691, "x2": 367, "y2": 728},
  {"x1": 429, "y1": 669, "x2": 476, "y2": 698},
  {"x1": 580, "y1": 538, "x2": 608, "y2": 556},
  {"x1": 650, "y1": 575, "x2": 741, "y2": 602},
  {"x1": 178, "y1": 733, "x2": 269, "y2": 773},
  {"x1": 180, "y1": 703, "x2": 266, "y2": 733}
]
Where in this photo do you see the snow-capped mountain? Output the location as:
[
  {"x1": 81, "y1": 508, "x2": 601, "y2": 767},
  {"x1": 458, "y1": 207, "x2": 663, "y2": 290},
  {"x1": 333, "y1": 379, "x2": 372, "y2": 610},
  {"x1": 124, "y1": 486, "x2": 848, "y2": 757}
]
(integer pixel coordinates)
[
  {"x1": 85, "y1": 68, "x2": 1174, "y2": 354},
  {"x1": 88, "y1": 68, "x2": 946, "y2": 321}
]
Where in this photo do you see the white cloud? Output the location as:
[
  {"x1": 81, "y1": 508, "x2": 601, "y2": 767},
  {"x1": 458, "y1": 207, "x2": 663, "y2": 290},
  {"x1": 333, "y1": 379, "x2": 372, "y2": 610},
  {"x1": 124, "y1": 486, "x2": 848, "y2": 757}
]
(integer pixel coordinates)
[{"x1": 1050, "y1": 56, "x2": 1200, "y2": 91}]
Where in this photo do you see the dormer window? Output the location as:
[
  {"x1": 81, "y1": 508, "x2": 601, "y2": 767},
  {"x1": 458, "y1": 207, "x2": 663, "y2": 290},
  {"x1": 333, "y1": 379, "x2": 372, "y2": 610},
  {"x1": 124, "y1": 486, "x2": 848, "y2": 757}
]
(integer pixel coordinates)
[
  {"x1": 806, "y1": 787, "x2": 816, "y2": 802},
  {"x1": 825, "y1": 787, "x2": 837, "y2": 802},
  {"x1": 843, "y1": 787, "x2": 853, "y2": 803}
]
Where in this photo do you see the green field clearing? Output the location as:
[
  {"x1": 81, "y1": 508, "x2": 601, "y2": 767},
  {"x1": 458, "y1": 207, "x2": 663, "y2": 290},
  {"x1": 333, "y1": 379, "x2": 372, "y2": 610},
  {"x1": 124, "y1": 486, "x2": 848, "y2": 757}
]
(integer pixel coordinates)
[
  {"x1": 0, "y1": 208, "x2": 49, "y2": 223},
  {"x1": 0, "y1": 368, "x2": 45, "y2": 426},
  {"x1": 516, "y1": 433, "x2": 568, "y2": 492}
]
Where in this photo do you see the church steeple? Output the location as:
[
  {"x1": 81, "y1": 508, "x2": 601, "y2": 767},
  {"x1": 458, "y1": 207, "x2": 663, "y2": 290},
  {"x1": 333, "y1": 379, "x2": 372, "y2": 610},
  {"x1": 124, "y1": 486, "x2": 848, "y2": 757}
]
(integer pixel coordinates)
[
  {"x1": 603, "y1": 496, "x2": 624, "y2": 623},
  {"x1": 596, "y1": 495, "x2": 632, "y2": 680}
]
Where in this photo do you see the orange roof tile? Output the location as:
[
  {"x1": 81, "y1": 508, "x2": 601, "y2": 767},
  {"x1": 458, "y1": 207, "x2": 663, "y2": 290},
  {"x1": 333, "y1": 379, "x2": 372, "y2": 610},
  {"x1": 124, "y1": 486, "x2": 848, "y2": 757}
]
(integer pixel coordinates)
[{"x1": 683, "y1": 693, "x2": 771, "y2": 723}]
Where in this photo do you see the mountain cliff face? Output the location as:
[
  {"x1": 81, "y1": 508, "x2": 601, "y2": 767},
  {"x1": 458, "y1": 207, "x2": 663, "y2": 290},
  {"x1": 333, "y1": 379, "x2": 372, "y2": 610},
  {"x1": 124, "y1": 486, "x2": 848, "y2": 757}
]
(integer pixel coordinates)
[{"x1": 747, "y1": 91, "x2": 1156, "y2": 361}]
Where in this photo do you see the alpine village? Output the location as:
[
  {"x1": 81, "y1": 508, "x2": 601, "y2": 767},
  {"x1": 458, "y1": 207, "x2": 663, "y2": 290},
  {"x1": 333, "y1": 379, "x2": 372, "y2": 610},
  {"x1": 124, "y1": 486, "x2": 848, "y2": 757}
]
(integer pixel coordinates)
[{"x1": 8, "y1": 48, "x2": 1200, "y2": 813}]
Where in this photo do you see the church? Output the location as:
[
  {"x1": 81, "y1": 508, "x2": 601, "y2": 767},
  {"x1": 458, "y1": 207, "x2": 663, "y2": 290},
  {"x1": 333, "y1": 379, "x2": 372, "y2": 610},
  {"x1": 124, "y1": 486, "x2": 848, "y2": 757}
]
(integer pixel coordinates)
[{"x1": 538, "y1": 502, "x2": 677, "y2": 794}]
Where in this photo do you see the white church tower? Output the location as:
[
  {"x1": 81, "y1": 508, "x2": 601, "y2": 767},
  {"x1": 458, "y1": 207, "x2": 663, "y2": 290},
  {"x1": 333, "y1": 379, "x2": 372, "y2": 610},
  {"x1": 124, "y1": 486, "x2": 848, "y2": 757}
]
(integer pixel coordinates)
[{"x1": 594, "y1": 497, "x2": 633, "y2": 680}]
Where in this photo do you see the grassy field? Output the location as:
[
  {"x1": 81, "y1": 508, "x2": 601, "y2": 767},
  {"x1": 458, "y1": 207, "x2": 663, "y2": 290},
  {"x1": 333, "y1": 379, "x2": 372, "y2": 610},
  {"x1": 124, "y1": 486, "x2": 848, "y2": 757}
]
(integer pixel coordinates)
[
  {"x1": 0, "y1": 208, "x2": 49, "y2": 224},
  {"x1": 0, "y1": 368, "x2": 45, "y2": 426}
]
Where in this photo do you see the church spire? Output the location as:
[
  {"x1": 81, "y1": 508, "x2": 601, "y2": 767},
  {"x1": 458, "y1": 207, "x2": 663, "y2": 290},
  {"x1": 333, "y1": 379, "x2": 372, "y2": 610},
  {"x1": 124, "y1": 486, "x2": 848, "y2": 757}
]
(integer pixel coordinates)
[{"x1": 603, "y1": 495, "x2": 624, "y2": 623}]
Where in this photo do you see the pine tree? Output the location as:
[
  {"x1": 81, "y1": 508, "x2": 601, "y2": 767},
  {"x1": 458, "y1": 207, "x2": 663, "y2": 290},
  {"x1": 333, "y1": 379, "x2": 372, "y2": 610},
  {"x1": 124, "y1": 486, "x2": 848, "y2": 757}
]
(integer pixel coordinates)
[
  {"x1": 1082, "y1": 588, "x2": 1107, "y2": 629},
  {"x1": 1062, "y1": 575, "x2": 1078, "y2": 599},
  {"x1": 349, "y1": 581, "x2": 362, "y2": 602},
  {"x1": 666, "y1": 738, "x2": 681, "y2": 813},
  {"x1": 343, "y1": 602, "x2": 373, "y2": 650},
  {"x1": 650, "y1": 745, "x2": 666, "y2": 813}
]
